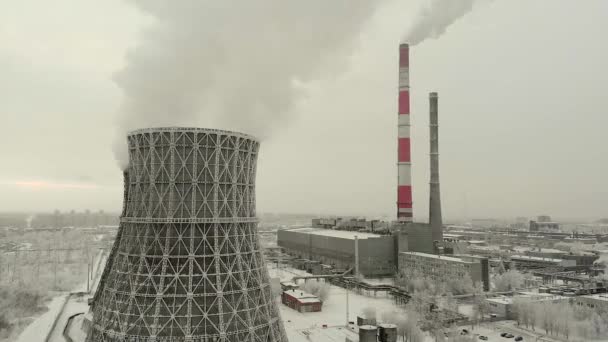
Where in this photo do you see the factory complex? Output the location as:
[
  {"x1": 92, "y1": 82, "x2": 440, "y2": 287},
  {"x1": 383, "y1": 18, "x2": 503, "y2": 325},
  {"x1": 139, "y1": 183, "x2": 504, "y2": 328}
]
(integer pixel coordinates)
[{"x1": 11, "y1": 37, "x2": 607, "y2": 342}]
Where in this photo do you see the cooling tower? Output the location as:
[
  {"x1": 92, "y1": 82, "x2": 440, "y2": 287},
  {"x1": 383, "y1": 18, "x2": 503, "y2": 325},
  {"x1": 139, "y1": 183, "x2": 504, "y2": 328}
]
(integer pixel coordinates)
[
  {"x1": 397, "y1": 43, "x2": 413, "y2": 222},
  {"x1": 88, "y1": 127, "x2": 288, "y2": 342}
]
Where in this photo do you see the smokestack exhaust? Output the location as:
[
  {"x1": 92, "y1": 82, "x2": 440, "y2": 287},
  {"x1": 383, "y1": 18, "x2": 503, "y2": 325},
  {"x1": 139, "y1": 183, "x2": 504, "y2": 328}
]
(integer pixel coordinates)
[
  {"x1": 397, "y1": 43, "x2": 413, "y2": 222},
  {"x1": 429, "y1": 92, "x2": 443, "y2": 244}
]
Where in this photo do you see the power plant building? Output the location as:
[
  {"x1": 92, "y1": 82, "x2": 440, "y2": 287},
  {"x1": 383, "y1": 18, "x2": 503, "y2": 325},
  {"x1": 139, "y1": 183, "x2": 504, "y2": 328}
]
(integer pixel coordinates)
[
  {"x1": 88, "y1": 128, "x2": 287, "y2": 342},
  {"x1": 398, "y1": 252, "x2": 490, "y2": 291},
  {"x1": 277, "y1": 228, "x2": 395, "y2": 277}
]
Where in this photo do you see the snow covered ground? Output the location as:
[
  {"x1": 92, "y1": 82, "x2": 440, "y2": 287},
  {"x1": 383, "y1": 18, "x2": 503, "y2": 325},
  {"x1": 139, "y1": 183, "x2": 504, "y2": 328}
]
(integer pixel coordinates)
[
  {"x1": 268, "y1": 264, "x2": 410, "y2": 342},
  {"x1": 15, "y1": 249, "x2": 106, "y2": 342},
  {"x1": 15, "y1": 295, "x2": 68, "y2": 342}
]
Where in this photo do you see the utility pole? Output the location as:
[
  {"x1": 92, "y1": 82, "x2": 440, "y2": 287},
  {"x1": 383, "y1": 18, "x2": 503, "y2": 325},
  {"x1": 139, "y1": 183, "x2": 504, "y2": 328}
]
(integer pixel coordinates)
[
  {"x1": 346, "y1": 282, "x2": 350, "y2": 327},
  {"x1": 11, "y1": 251, "x2": 17, "y2": 283},
  {"x1": 53, "y1": 249, "x2": 58, "y2": 290},
  {"x1": 354, "y1": 236, "x2": 359, "y2": 279},
  {"x1": 87, "y1": 262, "x2": 90, "y2": 293},
  {"x1": 91, "y1": 251, "x2": 94, "y2": 282}
]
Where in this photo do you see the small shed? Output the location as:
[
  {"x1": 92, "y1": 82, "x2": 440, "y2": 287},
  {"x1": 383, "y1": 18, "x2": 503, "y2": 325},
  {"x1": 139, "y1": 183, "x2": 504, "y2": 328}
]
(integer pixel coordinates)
[{"x1": 281, "y1": 289, "x2": 322, "y2": 313}]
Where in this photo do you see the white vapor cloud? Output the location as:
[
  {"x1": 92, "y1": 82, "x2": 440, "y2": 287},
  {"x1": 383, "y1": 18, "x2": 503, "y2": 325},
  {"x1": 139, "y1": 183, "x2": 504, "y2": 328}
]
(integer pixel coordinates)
[
  {"x1": 113, "y1": 0, "x2": 389, "y2": 169},
  {"x1": 404, "y1": 0, "x2": 493, "y2": 45}
]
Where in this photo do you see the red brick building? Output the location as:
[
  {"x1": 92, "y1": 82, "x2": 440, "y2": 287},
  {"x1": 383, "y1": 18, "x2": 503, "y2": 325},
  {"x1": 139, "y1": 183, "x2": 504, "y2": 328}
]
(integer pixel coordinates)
[{"x1": 281, "y1": 289, "x2": 322, "y2": 313}]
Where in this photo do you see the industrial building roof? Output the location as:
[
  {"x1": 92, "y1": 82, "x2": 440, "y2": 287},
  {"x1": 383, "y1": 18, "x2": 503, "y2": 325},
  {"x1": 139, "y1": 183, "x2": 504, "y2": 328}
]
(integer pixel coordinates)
[
  {"x1": 283, "y1": 289, "x2": 321, "y2": 303},
  {"x1": 486, "y1": 293, "x2": 566, "y2": 305},
  {"x1": 514, "y1": 247, "x2": 565, "y2": 254},
  {"x1": 511, "y1": 255, "x2": 564, "y2": 263},
  {"x1": 450, "y1": 230, "x2": 487, "y2": 235},
  {"x1": 400, "y1": 251, "x2": 472, "y2": 263},
  {"x1": 581, "y1": 294, "x2": 608, "y2": 302},
  {"x1": 283, "y1": 227, "x2": 383, "y2": 240},
  {"x1": 280, "y1": 281, "x2": 298, "y2": 287},
  {"x1": 443, "y1": 233, "x2": 463, "y2": 238}
]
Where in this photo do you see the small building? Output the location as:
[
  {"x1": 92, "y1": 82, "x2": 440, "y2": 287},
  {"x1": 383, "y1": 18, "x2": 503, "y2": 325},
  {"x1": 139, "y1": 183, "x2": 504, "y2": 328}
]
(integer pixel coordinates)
[
  {"x1": 564, "y1": 236, "x2": 597, "y2": 244},
  {"x1": 510, "y1": 255, "x2": 576, "y2": 268},
  {"x1": 312, "y1": 263, "x2": 333, "y2": 275},
  {"x1": 574, "y1": 294, "x2": 608, "y2": 311},
  {"x1": 281, "y1": 289, "x2": 322, "y2": 313},
  {"x1": 357, "y1": 316, "x2": 377, "y2": 326},
  {"x1": 529, "y1": 220, "x2": 559, "y2": 232},
  {"x1": 280, "y1": 281, "x2": 299, "y2": 292},
  {"x1": 398, "y1": 252, "x2": 490, "y2": 291},
  {"x1": 563, "y1": 252, "x2": 599, "y2": 266},
  {"x1": 486, "y1": 292, "x2": 567, "y2": 319},
  {"x1": 522, "y1": 247, "x2": 568, "y2": 259}
]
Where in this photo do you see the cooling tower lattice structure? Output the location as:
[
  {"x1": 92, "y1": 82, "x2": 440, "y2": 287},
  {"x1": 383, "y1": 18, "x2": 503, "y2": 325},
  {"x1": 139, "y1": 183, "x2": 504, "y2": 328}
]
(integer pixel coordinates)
[{"x1": 88, "y1": 127, "x2": 288, "y2": 342}]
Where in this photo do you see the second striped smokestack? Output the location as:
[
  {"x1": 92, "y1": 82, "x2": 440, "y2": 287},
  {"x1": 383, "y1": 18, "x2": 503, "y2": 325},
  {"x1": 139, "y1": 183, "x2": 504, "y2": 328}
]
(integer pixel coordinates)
[{"x1": 429, "y1": 92, "x2": 443, "y2": 244}]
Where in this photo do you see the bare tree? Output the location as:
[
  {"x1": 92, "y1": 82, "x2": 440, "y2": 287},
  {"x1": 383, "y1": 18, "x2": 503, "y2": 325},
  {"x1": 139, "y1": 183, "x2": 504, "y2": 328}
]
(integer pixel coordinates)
[
  {"x1": 470, "y1": 283, "x2": 489, "y2": 329},
  {"x1": 300, "y1": 280, "x2": 331, "y2": 302},
  {"x1": 496, "y1": 260, "x2": 507, "y2": 275},
  {"x1": 537, "y1": 302, "x2": 553, "y2": 335},
  {"x1": 493, "y1": 269, "x2": 525, "y2": 292},
  {"x1": 403, "y1": 312, "x2": 424, "y2": 342}
]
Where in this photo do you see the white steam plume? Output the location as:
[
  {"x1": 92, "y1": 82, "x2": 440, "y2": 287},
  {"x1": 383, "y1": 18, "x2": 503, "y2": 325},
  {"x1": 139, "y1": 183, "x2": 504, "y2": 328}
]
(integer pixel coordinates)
[
  {"x1": 113, "y1": 0, "x2": 387, "y2": 169},
  {"x1": 404, "y1": 0, "x2": 492, "y2": 46}
]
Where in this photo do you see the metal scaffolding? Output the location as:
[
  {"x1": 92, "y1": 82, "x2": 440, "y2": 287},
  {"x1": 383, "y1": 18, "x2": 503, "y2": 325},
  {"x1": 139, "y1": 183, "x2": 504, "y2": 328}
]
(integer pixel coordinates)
[{"x1": 88, "y1": 127, "x2": 288, "y2": 342}]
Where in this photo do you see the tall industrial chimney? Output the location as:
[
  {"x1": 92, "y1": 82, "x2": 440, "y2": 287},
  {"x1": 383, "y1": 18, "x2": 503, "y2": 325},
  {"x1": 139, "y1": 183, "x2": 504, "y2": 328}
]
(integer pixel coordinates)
[
  {"x1": 397, "y1": 43, "x2": 413, "y2": 222},
  {"x1": 88, "y1": 128, "x2": 288, "y2": 342},
  {"x1": 429, "y1": 93, "x2": 443, "y2": 244}
]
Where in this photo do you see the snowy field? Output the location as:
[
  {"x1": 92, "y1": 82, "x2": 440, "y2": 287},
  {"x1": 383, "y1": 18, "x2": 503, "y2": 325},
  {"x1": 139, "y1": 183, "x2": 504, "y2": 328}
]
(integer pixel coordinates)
[{"x1": 15, "y1": 250, "x2": 106, "y2": 342}]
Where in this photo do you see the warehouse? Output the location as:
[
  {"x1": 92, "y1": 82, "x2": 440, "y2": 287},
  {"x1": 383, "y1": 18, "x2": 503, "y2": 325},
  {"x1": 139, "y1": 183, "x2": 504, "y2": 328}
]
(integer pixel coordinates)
[{"x1": 277, "y1": 227, "x2": 395, "y2": 277}]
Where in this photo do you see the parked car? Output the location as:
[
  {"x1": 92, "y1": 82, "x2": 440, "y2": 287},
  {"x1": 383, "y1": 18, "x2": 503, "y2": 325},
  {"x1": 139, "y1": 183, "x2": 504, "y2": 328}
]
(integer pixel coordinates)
[
  {"x1": 505, "y1": 333, "x2": 515, "y2": 338},
  {"x1": 479, "y1": 336, "x2": 489, "y2": 341},
  {"x1": 500, "y1": 333, "x2": 508, "y2": 337},
  {"x1": 461, "y1": 329, "x2": 469, "y2": 335},
  {"x1": 514, "y1": 337, "x2": 523, "y2": 341}
]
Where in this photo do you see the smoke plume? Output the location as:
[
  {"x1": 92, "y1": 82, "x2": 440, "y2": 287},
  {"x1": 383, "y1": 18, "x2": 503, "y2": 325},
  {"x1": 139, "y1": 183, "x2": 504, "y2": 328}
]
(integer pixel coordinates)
[
  {"x1": 113, "y1": 0, "x2": 387, "y2": 169},
  {"x1": 404, "y1": 0, "x2": 492, "y2": 46}
]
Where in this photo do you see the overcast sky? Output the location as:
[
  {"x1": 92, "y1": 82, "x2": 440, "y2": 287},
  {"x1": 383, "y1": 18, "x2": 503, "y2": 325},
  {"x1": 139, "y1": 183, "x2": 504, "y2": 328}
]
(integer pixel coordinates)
[{"x1": 1, "y1": 0, "x2": 607, "y2": 222}]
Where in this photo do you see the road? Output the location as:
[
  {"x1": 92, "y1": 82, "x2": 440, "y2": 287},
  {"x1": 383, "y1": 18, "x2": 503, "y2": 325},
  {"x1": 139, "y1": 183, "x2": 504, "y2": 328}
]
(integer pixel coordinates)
[
  {"x1": 467, "y1": 321, "x2": 564, "y2": 342},
  {"x1": 47, "y1": 249, "x2": 107, "y2": 342}
]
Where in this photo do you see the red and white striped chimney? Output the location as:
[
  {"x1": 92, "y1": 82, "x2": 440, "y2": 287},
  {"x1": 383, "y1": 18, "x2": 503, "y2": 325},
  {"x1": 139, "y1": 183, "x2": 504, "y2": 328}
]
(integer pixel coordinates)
[{"x1": 397, "y1": 43, "x2": 413, "y2": 222}]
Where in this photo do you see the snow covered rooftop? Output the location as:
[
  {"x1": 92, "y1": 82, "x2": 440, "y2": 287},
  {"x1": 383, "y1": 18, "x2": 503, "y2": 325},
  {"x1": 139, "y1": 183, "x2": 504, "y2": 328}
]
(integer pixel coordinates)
[
  {"x1": 284, "y1": 289, "x2": 321, "y2": 303},
  {"x1": 511, "y1": 255, "x2": 564, "y2": 263},
  {"x1": 285, "y1": 227, "x2": 384, "y2": 240},
  {"x1": 486, "y1": 293, "x2": 567, "y2": 305},
  {"x1": 400, "y1": 251, "x2": 472, "y2": 263}
]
